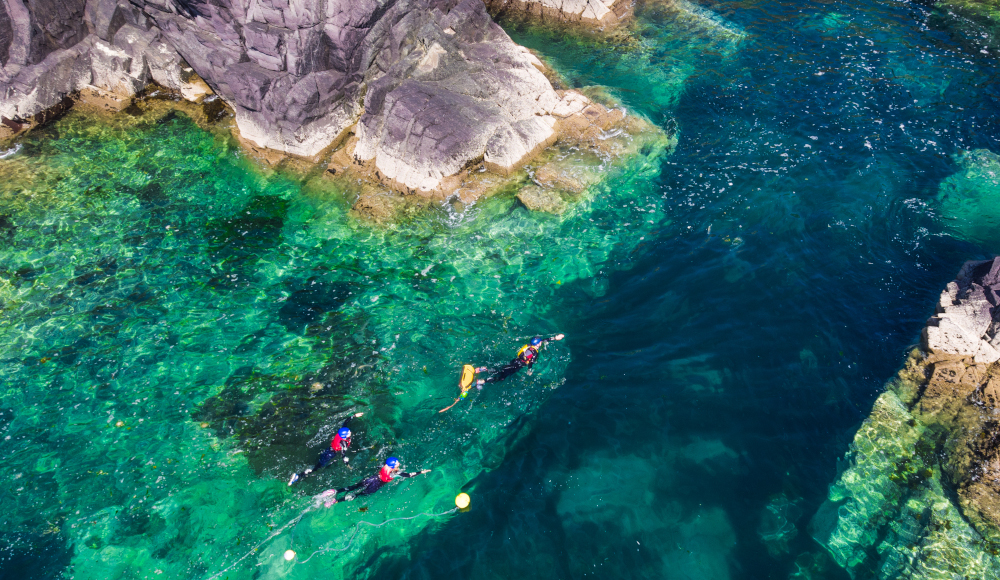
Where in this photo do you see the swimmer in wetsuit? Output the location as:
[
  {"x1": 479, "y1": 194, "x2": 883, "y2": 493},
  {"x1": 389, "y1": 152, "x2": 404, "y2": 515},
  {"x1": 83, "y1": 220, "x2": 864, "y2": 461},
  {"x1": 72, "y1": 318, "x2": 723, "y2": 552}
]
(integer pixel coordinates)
[
  {"x1": 318, "y1": 457, "x2": 430, "y2": 506},
  {"x1": 288, "y1": 412, "x2": 364, "y2": 486},
  {"x1": 475, "y1": 334, "x2": 564, "y2": 387}
]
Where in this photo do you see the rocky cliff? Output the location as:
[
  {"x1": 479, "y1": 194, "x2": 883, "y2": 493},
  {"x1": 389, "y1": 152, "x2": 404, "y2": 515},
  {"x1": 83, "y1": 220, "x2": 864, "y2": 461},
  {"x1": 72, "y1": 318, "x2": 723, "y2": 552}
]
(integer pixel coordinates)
[{"x1": 1, "y1": 0, "x2": 659, "y2": 201}]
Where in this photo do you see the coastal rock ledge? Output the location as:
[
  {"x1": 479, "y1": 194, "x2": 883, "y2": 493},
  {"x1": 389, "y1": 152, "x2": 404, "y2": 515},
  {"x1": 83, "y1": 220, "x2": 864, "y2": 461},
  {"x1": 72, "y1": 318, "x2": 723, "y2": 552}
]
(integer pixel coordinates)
[
  {"x1": 811, "y1": 257, "x2": 1000, "y2": 580},
  {"x1": 1, "y1": 0, "x2": 657, "y2": 201}
]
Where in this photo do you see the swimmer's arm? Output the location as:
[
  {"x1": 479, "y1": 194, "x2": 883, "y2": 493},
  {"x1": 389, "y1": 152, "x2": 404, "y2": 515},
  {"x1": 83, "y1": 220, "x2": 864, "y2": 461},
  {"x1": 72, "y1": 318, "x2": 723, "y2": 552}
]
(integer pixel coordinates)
[{"x1": 398, "y1": 469, "x2": 432, "y2": 478}]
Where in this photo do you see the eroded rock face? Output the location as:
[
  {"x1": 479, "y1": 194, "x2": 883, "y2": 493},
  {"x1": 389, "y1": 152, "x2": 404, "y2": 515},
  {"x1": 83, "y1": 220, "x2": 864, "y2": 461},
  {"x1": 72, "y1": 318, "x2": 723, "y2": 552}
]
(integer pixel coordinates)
[
  {"x1": 2, "y1": 0, "x2": 633, "y2": 196},
  {"x1": 0, "y1": 1, "x2": 203, "y2": 139},
  {"x1": 914, "y1": 258, "x2": 1000, "y2": 537},
  {"x1": 485, "y1": 0, "x2": 634, "y2": 27},
  {"x1": 923, "y1": 257, "x2": 1000, "y2": 363}
]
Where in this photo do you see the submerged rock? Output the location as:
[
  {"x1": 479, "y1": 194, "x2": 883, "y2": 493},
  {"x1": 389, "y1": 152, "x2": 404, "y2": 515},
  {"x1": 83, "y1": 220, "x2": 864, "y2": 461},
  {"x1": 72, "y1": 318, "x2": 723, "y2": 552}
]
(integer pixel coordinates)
[
  {"x1": 812, "y1": 258, "x2": 1000, "y2": 579},
  {"x1": 935, "y1": 149, "x2": 1000, "y2": 249},
  {"x1": 928, "y1": 0, "x2": 1000, "y2": 55},
  {"x1": 517, "y1": 184, "x2": 567, "y2": 213}
]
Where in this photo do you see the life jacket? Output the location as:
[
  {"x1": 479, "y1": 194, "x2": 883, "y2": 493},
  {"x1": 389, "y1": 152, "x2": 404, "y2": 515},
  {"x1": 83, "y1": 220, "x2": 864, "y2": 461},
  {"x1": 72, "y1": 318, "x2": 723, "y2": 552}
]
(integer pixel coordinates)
[
  {"x1": 459, "y1": 364, "x2": 476, "y2": 397},
  {"x1": 379, "y1": 465, "x2": 395, "y2": 483},
  {"x1": 331, "y1": 434, "x2": 351, "y2": 452},
  {"x1": 517, "y1": 344, "x2": 539, "y2": 363}
]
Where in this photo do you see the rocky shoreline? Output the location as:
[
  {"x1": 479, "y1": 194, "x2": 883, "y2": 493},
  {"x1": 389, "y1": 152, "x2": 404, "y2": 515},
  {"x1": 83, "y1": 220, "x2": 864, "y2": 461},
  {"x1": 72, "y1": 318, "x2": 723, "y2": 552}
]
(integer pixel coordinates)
[
  {"x1": 485, "y1": 0, "x2": 635, "y2": 28},
  {"x1": 0, "y1": 0, "x2": 677, "y2": 221},
  {"x1": 812, "y1": 257, "x2": 1000, "y2": 579}
]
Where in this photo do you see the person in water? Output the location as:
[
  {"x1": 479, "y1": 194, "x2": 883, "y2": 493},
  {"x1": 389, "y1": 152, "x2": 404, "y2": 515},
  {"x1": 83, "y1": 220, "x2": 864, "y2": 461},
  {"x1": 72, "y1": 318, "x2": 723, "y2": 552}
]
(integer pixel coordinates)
[
  {"x1": 476, "y1": 334, "x2": 565, "y2": 386},
  {"x1": 318, "y1": 457, "x2": 431, "y2": 506},
  {"x1": 288, "y1": 412, "x2": 364, "y2": 486}
]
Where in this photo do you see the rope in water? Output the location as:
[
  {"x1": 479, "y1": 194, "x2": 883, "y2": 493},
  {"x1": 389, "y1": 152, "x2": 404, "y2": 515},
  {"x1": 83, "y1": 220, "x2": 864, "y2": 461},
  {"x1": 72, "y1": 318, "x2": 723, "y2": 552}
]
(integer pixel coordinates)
[
  {"x1": 205, "y1": 504, "x2": 458, "y2": 578},
  {"x1": 297, "y1": 507, "x2": 459, "y2": 563},
  {"x1": 205, "y1": 505, "x2": 315, "y2": 580}
]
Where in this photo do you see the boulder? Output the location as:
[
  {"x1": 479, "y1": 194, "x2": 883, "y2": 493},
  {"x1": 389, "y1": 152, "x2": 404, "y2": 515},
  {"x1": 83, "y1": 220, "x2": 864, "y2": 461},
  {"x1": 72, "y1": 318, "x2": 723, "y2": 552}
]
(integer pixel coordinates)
[
  {"x1": 923, "y1": 257, "x2": 1000, "y2": 363},
  {"x1": 1, "y1": 0, "x2": 672, "y2": 207},
  {"x1": 517, "y1": 185, "x2": 566, "y2": 213}
]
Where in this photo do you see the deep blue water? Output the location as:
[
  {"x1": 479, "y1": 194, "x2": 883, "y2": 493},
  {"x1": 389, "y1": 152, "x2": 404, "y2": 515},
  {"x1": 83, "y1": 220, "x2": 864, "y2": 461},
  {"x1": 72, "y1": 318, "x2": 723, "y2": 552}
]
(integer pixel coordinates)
[
  {"x1": 376, "y1": 0, "x2": 1000, "y2": 578},
  {"x1": 2, "y1": 0, "x2": 1000, "y2": 578}
]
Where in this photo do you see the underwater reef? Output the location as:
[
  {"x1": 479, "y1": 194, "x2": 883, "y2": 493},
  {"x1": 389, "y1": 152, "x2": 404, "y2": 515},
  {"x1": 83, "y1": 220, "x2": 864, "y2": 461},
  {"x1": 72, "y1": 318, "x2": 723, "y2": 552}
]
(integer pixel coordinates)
[
  {"x1": 812, "y1": 258, "x2": 1000, "y2": 579},
  {"x1": 924, "y1": 0, "x2": 1000, "y2": 54},
  {"x1": 936, "y1": 149, "x2": 1000, "y2": 249}
]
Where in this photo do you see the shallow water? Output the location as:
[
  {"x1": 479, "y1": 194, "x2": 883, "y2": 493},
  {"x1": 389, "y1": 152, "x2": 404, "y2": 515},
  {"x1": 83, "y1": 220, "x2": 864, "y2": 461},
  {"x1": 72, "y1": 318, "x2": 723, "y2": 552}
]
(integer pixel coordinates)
[{"x1": 2, "y1": 0, "x2": 1000, "y2": 578}]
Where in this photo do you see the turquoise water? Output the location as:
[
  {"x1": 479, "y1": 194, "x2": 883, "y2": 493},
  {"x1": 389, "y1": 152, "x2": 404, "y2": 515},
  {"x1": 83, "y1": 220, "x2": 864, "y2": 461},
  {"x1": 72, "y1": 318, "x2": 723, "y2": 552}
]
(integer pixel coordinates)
[{"x1": 2, "y1": 0, "x2": 1000, "y2": 578}]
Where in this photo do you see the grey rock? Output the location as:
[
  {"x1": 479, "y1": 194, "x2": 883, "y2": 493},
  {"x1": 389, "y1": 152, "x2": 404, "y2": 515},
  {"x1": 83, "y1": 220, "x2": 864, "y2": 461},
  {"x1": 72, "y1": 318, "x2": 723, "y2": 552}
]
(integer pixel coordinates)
[
  {"x1": 2, "y1": 0, "x2": 593, "y2": 191},
  {"x1": 923, "y1": 257, "x2": 1000, "y2": 363},
  {"x1": 1, "y1": 2, "x2": 13, "y2": 68}
]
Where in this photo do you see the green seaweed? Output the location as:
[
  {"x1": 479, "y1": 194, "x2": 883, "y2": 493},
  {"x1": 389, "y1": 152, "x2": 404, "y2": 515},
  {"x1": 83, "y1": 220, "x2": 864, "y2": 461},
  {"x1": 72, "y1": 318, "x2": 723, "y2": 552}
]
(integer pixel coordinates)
[
  {"x1": 0, "y1": 97, "x2": 671, "y2": 578},
  {"x1": 810, "y1": 387, "x2": 1000, "y2": 580}
]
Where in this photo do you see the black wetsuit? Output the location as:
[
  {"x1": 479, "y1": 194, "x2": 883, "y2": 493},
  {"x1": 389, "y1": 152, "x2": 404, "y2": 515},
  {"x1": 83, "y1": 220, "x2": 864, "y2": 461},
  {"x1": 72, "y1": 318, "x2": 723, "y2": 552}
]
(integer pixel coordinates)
[
  {"x1": 483, "y1": 337, "x2": 557, "y2": 384},
  {"x1": 333, "y1": 468, "x2": 420, "y2": 499},
  {"x1": 293, "y1": 415, "x2": 356, "y2": 482}
]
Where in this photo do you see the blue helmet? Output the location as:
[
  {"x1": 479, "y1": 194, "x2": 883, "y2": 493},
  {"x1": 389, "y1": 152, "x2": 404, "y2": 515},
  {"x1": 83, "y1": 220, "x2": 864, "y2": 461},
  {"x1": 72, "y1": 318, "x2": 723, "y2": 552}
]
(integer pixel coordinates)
[
  {"x1": 530, "y1": 336, "x2": 543, "y2": 346},
  {"x1": 385, "y1": 457, "x2": 399, "y2": 468},
  {"x1": 338, "y1": 427, "x2": 351, "y2": 439}
]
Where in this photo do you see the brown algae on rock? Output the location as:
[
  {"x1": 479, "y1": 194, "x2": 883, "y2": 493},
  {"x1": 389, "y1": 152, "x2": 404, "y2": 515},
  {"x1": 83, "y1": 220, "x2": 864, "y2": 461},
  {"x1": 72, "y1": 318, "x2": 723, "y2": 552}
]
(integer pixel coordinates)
[{"x1": 812, "y1": 258, "x2": 1000, "y2": 579}]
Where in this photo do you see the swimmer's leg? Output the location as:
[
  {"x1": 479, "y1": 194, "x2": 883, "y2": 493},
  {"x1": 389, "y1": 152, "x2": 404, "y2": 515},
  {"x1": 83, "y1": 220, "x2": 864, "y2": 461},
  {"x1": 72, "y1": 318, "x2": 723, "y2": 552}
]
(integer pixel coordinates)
[
  {"x1": 289, "y1": 449, "x2": 337, "y2": 485},
  {"x1": 484, "y1": 359, "x2": 525, "y2": 384}
]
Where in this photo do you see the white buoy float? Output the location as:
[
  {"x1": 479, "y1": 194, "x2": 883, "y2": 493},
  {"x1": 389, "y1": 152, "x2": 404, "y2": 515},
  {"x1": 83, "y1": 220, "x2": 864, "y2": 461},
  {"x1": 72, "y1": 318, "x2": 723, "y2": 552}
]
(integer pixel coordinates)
[{"x1": 284, "y1": 549, "x2": 296, "y2": 561}]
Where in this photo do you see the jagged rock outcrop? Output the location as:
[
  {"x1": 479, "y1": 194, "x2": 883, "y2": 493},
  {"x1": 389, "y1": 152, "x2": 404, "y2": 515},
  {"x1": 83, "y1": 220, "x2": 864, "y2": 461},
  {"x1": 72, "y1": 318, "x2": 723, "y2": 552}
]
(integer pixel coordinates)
[
  {"x1": 2, "y1": 0, "x2": 644, "y2": 197},
  {"x1": 917, "y1": 258, "x2": 1000, "y2": 537},
  {"x1": 923, "y1": 258, "x2": 1000, "y2": 363},
  {"x1": 811, "y1": 257, "x2": 1000, "y2": 580},
  {"x1": 0, "y1": 0, "x2": 204, "y2": 138}
]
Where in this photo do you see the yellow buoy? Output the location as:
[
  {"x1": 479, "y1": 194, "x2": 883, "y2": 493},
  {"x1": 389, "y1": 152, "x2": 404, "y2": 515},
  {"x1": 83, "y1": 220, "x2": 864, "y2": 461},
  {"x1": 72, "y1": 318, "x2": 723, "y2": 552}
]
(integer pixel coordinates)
[
  {"x1": 283, "y1": 550, "x2": 296, "y2": 561},
  {"x1": 455, "y1": 493, "x2": 471, "y2": 509}
]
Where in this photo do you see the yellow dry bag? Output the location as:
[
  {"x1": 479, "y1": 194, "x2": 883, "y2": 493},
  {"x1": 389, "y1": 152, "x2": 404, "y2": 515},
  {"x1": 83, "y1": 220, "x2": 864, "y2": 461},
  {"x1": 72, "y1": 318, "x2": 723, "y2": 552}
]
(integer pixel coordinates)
[{"x1": 460, "y1": 365, "x2": 476, "y2": 393}]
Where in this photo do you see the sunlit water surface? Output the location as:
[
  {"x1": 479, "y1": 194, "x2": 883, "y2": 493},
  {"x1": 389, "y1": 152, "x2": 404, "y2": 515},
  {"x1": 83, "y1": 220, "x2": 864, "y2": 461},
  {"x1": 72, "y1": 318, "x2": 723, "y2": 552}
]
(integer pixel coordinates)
[{"x1": 2, "y1": 0, "x2": 1000, "y2": 579}]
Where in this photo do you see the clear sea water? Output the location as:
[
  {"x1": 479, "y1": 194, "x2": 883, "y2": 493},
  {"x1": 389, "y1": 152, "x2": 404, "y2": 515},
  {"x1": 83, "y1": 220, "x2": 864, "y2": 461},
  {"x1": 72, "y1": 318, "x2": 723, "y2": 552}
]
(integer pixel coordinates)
[{"x1": 2, "y1": 0, "x2": 1000, "y2": 578}]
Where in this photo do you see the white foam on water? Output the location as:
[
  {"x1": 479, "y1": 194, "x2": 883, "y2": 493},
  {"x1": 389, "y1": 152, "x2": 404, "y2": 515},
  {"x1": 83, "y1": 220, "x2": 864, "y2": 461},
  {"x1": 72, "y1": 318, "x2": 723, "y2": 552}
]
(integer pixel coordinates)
[{"x1": 0, "y1": 144, "x2": 22, "y2": 159}]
